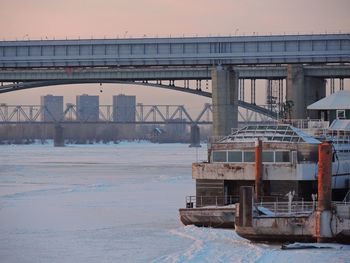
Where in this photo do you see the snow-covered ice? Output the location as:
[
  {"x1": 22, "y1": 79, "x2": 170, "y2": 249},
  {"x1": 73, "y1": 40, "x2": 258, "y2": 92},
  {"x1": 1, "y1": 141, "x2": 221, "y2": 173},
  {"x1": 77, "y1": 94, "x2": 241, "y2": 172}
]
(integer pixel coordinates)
[{"x1": 0, "y1": 142, "x2": 349, "y2": 262}]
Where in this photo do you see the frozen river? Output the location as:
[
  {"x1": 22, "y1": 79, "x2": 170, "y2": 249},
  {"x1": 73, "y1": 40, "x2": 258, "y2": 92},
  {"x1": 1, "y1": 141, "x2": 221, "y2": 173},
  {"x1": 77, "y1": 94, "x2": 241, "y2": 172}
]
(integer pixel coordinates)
[{"x1": 0, "y1": 142, "x2": 349, "y2": 263}]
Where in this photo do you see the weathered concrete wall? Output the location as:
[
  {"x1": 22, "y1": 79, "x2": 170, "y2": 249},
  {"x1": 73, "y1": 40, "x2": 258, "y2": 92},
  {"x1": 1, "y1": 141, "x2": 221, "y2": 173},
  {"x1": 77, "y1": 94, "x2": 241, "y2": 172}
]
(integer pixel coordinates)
[
  {"x1": 193, "y1": 163, "x2": 251, "y2": 180},
  {"x1": 211, "y1": 66, "x2": 238, "y2": 137},
  {"x1": 196, "y1": 179, "x2": 224, "y2": 206},
  {"x1": 192, "y1": 162, "x2": 296, "y2": 181},
  {"x1": 210, "y1": 141, "x2": 298, "y2": 152}
]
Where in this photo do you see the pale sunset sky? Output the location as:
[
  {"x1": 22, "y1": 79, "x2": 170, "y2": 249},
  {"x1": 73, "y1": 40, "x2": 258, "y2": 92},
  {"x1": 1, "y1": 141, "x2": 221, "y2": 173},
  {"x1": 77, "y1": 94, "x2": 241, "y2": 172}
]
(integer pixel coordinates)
[{"x1": 0, "y1": 0, "x2": 349, "y2": 111}]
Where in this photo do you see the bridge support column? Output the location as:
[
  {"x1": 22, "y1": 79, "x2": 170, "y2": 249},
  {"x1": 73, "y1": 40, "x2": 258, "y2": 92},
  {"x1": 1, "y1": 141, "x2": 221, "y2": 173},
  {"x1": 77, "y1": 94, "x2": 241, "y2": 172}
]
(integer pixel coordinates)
[
  {"x1": 189, "y1": 124, "x2": 201, "y2": 147},
  {"x1": 211, "y1": 66, "x2": 238, "y2": 137},
  {"x1": 54, "y1": 124, "x2": 64, "y2": 147},
  {"x1": 286, "y1": 65, "x2": 326, "y2": 119}
]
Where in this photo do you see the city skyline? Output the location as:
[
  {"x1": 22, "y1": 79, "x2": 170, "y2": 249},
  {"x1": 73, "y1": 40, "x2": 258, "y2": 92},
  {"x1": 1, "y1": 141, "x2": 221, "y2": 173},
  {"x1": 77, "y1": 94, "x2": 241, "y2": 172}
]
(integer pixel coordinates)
[{"x1": 0, "y1": 0, "x2": 349, "y2": 108}]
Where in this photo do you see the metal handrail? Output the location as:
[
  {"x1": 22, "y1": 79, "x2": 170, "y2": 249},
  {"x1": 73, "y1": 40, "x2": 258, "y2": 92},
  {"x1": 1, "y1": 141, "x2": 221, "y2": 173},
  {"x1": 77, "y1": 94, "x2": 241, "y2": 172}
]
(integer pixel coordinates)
[
  {"x1": 185, "y1": 195, "x2": 309, "y2": 209},
  {"x1": 185, "y1": 195, "x2": 239, "y2": 208},
  {"x1": 255, "y1": 201, "x2": 316, "y2": 216},
  {"x1": 277, "y1": 119, "x2": 329, "y2": 129}
]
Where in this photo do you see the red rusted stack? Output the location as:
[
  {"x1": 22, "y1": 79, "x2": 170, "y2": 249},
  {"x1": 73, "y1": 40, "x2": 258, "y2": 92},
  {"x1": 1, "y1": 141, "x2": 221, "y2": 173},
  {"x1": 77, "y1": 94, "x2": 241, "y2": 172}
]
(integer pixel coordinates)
[
  {"x1": 318, "y1": 142, "x2": 332, "y2": 211},
  {"x1": 255, "y1": 138, "x2": 263, "y2": 200},
  {"x1": 316, "y1": 141, "x2": 333, "y2": 243}
]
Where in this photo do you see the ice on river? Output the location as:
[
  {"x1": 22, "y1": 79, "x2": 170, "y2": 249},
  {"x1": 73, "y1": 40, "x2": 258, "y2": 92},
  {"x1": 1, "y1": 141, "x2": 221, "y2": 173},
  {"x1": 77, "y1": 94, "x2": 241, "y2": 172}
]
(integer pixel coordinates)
[{"x1": 0, "y1": 142, "x2": 349, "y2": 263}]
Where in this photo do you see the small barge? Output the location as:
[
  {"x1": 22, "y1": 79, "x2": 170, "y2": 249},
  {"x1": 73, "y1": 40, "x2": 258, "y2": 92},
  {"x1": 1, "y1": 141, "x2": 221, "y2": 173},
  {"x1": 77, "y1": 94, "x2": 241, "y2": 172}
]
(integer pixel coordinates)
[
  {"x1": 235, "y1": 142, "x2": 350, "y2": 243},
  {"x1": 235, "y1": 190, "x2": 350, "y2": 243},
  {"x1": 179, "y1": 205, "x2": 235, "y2": 228}
]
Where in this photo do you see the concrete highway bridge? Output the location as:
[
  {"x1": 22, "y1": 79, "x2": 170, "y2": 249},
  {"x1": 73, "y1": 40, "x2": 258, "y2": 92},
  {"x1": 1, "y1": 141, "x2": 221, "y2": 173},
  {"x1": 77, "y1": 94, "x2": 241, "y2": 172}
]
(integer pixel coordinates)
[{"x1": 0, "y1": 33, "x2": 349, "y2": 136}]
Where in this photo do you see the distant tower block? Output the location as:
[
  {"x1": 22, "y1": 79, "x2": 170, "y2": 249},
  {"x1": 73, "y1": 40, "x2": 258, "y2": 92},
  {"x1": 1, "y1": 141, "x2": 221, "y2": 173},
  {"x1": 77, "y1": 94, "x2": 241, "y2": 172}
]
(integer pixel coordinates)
[
  {"x1": 54, "y1": 125, "x2": 64, "y2": 147},
  {"x1": 189, "y1": 124, "x2": 201, "y2": 147},
  {"x1": 41, "y1": 95, "x2": 64, "y2": 122},
  {"x1": 76, "y1": 94, "x2": 99, "y2": 122},
  {"x1": 113, "y1": 94, "x2": 136, "y2": 122}
]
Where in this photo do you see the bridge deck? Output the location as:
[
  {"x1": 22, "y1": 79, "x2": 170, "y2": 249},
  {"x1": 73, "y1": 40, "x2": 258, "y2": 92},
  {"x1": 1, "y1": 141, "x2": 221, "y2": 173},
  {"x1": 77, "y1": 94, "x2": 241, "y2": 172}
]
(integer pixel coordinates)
[
  {"x1": 1, "y1": 65, "x2": 349, "y2": 83},
  {"x1": 1, "y1": 34, "x2": 349, "y2": 68}
]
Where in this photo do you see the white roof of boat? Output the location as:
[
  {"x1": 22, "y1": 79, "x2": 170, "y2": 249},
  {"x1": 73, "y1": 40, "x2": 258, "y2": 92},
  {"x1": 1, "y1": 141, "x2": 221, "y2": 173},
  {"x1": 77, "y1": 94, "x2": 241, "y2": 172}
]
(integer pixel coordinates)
[
  {"x1": 329, "y1": 119, "x2": 350, "y2": 131},
  {"x1": 307, "y1": 90, "x2": 350, "y2": 110},
  {"x1": 219, "y1": 124, "x2": 320, "y2": 144}
]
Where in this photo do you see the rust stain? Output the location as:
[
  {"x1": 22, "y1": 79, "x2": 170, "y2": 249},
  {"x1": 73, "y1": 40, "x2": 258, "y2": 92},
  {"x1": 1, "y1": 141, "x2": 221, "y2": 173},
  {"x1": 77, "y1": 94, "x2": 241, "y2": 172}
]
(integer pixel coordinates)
[{"x1": 272, "y1": 219, "x2": 278, "y2": 228}]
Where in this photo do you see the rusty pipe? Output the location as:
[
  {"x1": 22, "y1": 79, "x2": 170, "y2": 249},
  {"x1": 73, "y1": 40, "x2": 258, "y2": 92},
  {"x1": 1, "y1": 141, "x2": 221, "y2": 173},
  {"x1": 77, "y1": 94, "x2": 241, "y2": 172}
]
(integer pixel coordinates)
[
  {"x1": 316, "y1": 141, "x2": 333, "y2": 243},
  {"x1": 255, "y1": 138, "x2": 263, "y2": 200},
  {"x1": 318, "y1": 141, "x2": 332, "y2": 211}
]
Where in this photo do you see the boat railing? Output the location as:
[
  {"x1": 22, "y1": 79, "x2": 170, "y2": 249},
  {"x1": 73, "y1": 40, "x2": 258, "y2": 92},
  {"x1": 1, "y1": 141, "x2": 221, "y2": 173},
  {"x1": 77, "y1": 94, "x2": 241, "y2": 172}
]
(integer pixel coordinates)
[
  {"x1": 343, "y1": 189, "x2": 350, "y2": 204},
  {"x1": 185, "y1": 195, "x2": 239, "y2": 208},
  {"x1": 255, "y1": 200, "x2": 317, "y2": 217},
  {"x1": 208, "y1": 136, "x2": 227, "y2": 144},
  {"x1": 324, "y1": 132, "x2": 350, "y2": 144},
  {"x1": 185, "y1": 195, "x2": 305, "y2": 209},
  {"x1": 208, "y1": 120, "x2": 332, "y2": 145},
  {"x1": 278, "y1": 119, "x2": 329, "y2": 130}
]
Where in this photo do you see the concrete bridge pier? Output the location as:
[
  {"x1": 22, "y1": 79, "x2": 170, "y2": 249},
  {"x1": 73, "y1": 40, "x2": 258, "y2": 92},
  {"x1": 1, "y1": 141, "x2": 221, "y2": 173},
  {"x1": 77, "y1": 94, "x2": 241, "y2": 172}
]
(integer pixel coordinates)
[
  {"x1": 211, "y1": 66, "x2": 238, "y2": 137},
  {"x1": 54, "y1": 124, "x2": 64, "y2": 147},
  {"x1": 286, "y1": 65, "x2": 326, "y2": 119},
  {"x1": 189, "y1": 124, "x2": 201, "y2": 147}
]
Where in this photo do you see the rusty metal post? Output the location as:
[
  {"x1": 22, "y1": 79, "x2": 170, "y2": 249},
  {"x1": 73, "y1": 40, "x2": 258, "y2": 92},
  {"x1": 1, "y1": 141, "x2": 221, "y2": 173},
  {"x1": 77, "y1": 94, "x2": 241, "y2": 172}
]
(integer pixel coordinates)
[
  {"x1": 318, "y1": 142, "x2": 332, "y2": 211},
  {"x1": 316, "y1": 141, "x2": 333, "y2": 242},
  {"x1": 255, "y1": 138, "x2": 263, "y2": 200},
  {"x1": 238, "y1": 186, "x2": 254, "y2": 227}
]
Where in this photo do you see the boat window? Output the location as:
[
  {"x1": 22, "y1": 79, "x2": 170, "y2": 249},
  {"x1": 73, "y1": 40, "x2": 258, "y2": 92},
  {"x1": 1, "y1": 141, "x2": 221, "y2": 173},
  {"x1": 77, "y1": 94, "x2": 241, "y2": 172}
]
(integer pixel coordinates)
[
  {"x1": 228, "y1": 151, "x2": 242, "y2": 162},
  {"x1": 262, "y1": 151, "x2": 274, "y2": 162},
  {"x1": 275, "y1": 151, "x2": 290, "y2": 162},
  {"x1": 212, "y1": 151, "x2": 227, "y2": 162},
  {"x1": 337, "y1": 110, "x2": 346, "y2": 119},
  {"x1": 243, "y1": 151, "x2": 255, "y2": 162}
]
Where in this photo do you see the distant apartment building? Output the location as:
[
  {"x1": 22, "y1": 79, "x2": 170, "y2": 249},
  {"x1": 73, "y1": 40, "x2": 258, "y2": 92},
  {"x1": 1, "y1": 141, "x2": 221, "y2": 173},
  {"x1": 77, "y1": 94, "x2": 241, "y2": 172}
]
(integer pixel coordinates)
[
  {"x1": 76, "y1": 94, "x2": 99, "y2": 121},
  {"x1": 40, "y1": 95, "x2": 64, "y2": 122},
  {"x1": 113, "y1": 94, "x2": 136, "y2": 122}
]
